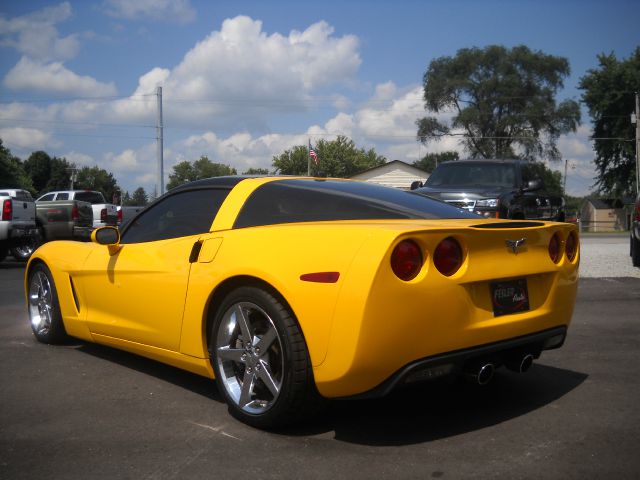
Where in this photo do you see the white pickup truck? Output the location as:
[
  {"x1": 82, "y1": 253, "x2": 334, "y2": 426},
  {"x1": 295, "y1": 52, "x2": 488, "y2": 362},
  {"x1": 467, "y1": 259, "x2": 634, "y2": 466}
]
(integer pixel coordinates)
[
  {"x1": 36, "y1": 190, "x2": 118, "y2": 228},
  {"x1": 0, "y1": 188, "x2": 39, "y2": 261}
]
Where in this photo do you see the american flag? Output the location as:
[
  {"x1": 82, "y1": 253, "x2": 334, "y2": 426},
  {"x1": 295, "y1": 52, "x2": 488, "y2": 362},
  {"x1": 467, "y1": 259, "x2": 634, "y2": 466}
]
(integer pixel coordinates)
[{"x1": 309, "y1": 143, "x2": 318, "y2": 165}]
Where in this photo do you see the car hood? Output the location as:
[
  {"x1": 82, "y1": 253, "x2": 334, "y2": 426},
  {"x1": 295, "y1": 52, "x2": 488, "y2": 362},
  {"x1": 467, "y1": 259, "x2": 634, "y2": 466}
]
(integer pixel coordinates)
[{"x1": 415, "y1": 185, "x2": 512, "y2": 201}]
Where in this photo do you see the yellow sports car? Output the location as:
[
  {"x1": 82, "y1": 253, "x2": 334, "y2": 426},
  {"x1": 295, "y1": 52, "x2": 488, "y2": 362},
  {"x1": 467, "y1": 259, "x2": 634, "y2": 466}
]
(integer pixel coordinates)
[{"x1": 25, "y1": 176, "x2": 579, "y2": 428}]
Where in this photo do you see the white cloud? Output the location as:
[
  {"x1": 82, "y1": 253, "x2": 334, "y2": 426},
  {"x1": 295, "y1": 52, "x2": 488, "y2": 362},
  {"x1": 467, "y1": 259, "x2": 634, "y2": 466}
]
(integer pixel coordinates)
[
  {"x1": 4, "y1": 57, "x2": 117, "y2": 96},
  {"x1": 0, "y1": 2, "x2": 79, "y2": 61},
  {"x1": 63, "y1": 151, "x2": 95, "y2": 167},
  {"x1": 104, "y1": 0, "x2": 196, "y2": 24},
  {"x1": 0, "y1": 127, "x2": 61, "y2": 150},
  {"x1": 107, "y1": 16, "x2": 361, "y2": 127}
]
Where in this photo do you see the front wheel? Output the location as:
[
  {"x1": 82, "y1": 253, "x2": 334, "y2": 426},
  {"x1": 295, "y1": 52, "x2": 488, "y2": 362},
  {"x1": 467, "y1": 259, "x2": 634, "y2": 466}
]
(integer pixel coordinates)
[
  {"x1": 210, "y1": 286, "x2": 317, "y2": 429},
  {"x1": 27, "y1": 263, "x2": 68, "y2": 344}
]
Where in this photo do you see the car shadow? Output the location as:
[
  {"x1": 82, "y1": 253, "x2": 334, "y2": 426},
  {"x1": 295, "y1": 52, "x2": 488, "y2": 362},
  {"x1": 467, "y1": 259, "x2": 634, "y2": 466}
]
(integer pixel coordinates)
[
  {"x1": 76, "y1": 341, "x2": 221, "y2": 401},
  {"x1": 286, "y1": 364, "x2": 587, "y2": 445},
  {"x1": 75, "y1": 342, "x2": 587, "y2": 445}
]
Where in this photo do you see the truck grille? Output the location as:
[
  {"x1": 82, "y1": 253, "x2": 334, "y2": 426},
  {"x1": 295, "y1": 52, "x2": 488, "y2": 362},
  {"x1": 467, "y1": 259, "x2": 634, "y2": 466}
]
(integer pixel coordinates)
[{"x1": 446, "y1": 200, "x2": 475, "y2": 211}]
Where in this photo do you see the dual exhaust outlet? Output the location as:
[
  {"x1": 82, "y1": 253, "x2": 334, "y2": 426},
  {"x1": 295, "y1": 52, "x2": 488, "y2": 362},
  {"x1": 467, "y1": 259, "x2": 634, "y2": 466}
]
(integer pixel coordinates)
[{"x1": 465, "y1": 353, "x2": 534, "y2": 385}]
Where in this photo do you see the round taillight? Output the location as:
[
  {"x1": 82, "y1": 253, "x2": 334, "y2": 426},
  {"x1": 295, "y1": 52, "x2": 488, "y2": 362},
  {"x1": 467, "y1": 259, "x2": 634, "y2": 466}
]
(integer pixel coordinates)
[
  {"x1": 565, "y1": 231, "x2": 578, "y2": 262},
  {"x1": 434, "y1": 237, "x2": 463, "y2": 276},
  {"x1": 391, "y1": 240, "x2": 423, "y2": 281},
  {"x1": 549, "y1": 232, "x2": 561, "y2": 263}
]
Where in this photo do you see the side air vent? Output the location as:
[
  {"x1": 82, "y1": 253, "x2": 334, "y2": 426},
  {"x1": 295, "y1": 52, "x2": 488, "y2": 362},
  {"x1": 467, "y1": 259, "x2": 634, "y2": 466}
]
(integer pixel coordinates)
[
  {"x1": 471, "y1": 222, "x2": 545, "y2": 229},
  {"x1": 69, "y1": 276, "x2": 80, "y2": 313}
]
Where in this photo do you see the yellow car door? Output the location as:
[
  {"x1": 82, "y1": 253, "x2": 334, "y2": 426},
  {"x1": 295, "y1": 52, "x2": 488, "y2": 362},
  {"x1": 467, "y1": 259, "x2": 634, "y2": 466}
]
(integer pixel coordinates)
[{"x1": 78, "y1": 187, "x2": 233, "y2": 351}]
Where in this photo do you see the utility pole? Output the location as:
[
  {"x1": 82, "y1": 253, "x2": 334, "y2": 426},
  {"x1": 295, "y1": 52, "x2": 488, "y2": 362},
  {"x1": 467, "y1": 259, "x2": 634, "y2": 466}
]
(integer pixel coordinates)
[
  {"x1": 563, "y1": 159, "x2": 568, "y2": 195},
  {"x1": 156, "y1": 86, "x2": 164, "y2": 197}
]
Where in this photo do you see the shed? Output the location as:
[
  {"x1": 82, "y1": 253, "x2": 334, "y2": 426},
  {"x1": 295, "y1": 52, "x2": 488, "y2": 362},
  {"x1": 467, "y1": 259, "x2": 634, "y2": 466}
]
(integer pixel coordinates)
[
  {"x1": 580, "y1": 198, "x2": 635, "y2": 232},
  {"x1": 349, "y1": 160, "x2": 429, "y2": 190}
]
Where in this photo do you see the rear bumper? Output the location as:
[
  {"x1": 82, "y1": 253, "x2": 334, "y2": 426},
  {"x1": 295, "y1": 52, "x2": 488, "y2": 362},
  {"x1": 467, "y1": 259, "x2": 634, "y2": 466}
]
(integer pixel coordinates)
[
  {"x1": 343, "y1": 326, "x2": 567, "y2": 399},
  {"x1": 73, "y1": 225, "x2": 94, "y2": 240}
]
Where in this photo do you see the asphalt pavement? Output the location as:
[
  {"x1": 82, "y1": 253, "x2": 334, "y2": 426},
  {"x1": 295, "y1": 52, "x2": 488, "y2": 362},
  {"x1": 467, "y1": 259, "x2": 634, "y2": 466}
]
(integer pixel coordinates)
[{"x1": 1, "y1": 235, "x2": 639, "y2": 479}]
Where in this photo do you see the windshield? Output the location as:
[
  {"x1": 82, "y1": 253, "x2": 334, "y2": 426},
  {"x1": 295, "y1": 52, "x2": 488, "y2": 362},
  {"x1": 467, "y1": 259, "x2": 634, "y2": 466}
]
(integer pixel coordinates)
[
  {"x1": 425, "y1": 162, "x2": 517, "y2": 188},
  {"x1": 75, "y1": 191, "x2": 106, "y2": 204}
]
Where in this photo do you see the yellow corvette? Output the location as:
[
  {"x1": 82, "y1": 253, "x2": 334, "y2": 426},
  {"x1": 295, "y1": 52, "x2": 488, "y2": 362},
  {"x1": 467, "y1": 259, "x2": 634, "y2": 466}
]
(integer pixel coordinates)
[{"x1": 25, "y1": 176, "x2": 579, "y2": 428}]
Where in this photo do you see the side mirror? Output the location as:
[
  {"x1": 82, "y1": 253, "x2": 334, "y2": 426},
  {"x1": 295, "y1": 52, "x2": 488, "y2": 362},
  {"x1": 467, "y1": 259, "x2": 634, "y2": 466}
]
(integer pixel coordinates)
[
  {"x1": 523, "y1": 179, "x2": 543, "y2": 192},
  {"x1": 91, "y1": 226, "x2": 120, "y2": 245}
]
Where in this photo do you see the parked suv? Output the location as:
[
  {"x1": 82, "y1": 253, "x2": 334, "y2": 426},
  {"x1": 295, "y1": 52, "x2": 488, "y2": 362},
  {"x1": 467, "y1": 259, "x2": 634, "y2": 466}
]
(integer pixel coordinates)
[
  {"x1": 631, "y1": 192, "x2": 640, "y2": 267},
  {"x1": 413, "y1": 159, "x2": 565, "y2": 221}
]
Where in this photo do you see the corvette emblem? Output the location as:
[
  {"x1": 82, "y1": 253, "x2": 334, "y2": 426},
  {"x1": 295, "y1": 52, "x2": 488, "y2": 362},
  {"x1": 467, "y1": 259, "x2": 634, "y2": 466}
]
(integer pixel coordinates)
[{"x1": 505, "y1": 238, "x2": 527, "y2": 254}]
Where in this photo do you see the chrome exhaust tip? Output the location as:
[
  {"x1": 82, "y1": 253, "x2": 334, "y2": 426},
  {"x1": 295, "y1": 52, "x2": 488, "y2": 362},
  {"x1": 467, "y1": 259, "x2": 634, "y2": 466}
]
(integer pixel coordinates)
[
  {"x1": 465, "y1": 362, "x2": 495, "y2": 385},
  {"x1": 506, "y1": 353, "x2": 534, "y2": 373}
]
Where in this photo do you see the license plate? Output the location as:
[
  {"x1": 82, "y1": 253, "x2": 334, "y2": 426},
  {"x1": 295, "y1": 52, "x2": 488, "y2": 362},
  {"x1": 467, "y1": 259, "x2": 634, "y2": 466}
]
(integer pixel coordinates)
[{"x1": 490, "y1": 278, "x2": 530, "y2": 317}]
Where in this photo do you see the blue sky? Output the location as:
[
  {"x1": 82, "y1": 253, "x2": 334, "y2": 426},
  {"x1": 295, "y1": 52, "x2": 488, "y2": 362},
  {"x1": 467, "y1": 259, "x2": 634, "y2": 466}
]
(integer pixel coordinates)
[{"x1": 0, "y1": 0, "x2": 638, "y2": 197}]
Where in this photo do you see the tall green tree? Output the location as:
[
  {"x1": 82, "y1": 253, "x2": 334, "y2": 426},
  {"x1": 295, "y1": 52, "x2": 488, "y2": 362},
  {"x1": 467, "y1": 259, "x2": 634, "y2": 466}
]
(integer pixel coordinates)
[
  {"x1": 23, "y1": 151, "x2": 52, "y2": 193},
  {"x1": 271, "y1": 146, "x2": 309, "y2": 175},
  {"x1": 0, "y1": 140, "x2": 34, "y2": 191},
  {"x1": 417, "y1": 45, "x2": 581, "y2": 161},
  {"x1": 23, "y1": 151, "x2": 74, "y2": 194},
  {"x1": 413, "y1": 151, "x2": 459, "y2": 173},
  {"x1": 130, "y1": 187, "x2": 149, "y2": 206},
  {"x1": 579, "y1": 47, "x2": 640, "y2": 196},
  {"x1": 75, "y1": 166, "x2": 119, "y2": 202},
  {"x1": 272, "y1": 136, "x2": 386, "y2": 177},
  {"x1": 166, "y1": 156, "x2": 237, "y2": 190}
]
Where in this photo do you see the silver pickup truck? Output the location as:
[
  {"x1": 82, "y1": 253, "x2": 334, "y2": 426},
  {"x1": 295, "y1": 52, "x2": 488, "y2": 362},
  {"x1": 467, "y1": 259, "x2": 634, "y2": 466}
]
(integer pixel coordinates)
[
  {"x1": 36, "y1": 190, "x2": 117, "y2": 228},
  {"x1": 0, "y1": 188, "x2": 39, "y2": 261}
]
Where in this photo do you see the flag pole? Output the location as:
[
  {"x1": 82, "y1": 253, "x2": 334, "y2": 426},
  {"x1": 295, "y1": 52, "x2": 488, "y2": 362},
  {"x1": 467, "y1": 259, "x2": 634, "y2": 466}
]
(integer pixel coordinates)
[{"x1": 307, "y1": 138, "x2": 311, "y2": 176}]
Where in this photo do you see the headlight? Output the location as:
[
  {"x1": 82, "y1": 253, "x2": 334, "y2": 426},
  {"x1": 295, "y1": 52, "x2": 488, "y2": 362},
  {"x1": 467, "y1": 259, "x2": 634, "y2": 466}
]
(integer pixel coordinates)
[{"x1": 476, "y1": 198, "x2": 499, "y2": 208}]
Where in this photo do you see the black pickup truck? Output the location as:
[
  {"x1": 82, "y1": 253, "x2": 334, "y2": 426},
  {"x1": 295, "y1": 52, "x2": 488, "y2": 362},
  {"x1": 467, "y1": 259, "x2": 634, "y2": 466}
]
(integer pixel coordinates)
[{"x1": 413, "y1": 159, "x2": 565, "y2": 221}]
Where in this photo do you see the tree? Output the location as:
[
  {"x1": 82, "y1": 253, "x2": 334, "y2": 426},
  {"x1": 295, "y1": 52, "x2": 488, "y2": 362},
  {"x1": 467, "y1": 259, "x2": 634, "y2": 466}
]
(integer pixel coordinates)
[
  {"x1": 75, "y1": 166, "x2": 119, "y2": 202},
  {"x1": 243, "y1": 167, "x2": 270, "y2": 175},
  {"x1": 271, "y1": 146, "x2": 309, "y2": 175},
  {"x1": 167, "y1": 156, "x2": 237, "y2": 190},
  {"x1": 23, "y1": 151, "x2": 74, "y2": 194},
  {"x1": 23, "y1": 151, "x2": 52, "y2": 193},
  {"x1": 413, "y1": 151, "x2": 459, "y2": 173},
  {"x1": 527, "y1": 162, "x2": 563, "y2": 196},
  {"x1": 130, "y1": 187, "x2": 149, "y2": 206},
  {"x1": 417, "y1": 45, "x2": 581, "y2": 162},
  {"x1": 0, "y1": 140, "x2": 34, "y2": 191},
  {"x1": 579, "y1": 47, "x2": 640, "y2": 196},
  {"x1": 272, "y1": 136, "x2": 386, "y2": 177}
]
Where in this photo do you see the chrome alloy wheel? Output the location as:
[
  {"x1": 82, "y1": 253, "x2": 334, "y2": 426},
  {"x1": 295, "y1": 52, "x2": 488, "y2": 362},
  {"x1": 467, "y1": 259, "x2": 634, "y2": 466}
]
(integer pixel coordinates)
[
  {"x1": 215, "y1": 301, "x2": 284, "y2": 415},
  {"x1": 28, "y1": 270, "x2": 54, "y2": 337}
]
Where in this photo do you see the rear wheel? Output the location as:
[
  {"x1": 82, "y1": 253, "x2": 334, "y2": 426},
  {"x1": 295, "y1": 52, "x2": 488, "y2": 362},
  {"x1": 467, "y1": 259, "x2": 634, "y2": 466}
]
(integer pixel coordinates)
[
  {"x1": 11, "y1": 228, "x2": 43, "y2": 261},
  {"x1": 27, "y1": 263, "x2": 68, "y2": 343},
  {"x1": 210, "y1": 286, "x2": 317, "y2": 429}
]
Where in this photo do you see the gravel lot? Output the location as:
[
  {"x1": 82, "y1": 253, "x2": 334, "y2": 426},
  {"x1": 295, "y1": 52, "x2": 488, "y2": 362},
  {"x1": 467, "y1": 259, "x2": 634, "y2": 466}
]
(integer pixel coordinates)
[{"x1": 578, "y1": 233, "x2": 640, "y2": 278}]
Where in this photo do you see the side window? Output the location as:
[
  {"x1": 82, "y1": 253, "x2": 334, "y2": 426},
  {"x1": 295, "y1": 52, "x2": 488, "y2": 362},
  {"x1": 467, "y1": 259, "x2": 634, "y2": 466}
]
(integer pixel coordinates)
[
  {"x1": 120, "y1": 188, "x2": 230, "y2": 244},
  {"x1": 56, "y1": 193, "x2": 69, "y2": 200},
  {"x1": 38, "y1": 193, "x2": 55, "y2": 201}
]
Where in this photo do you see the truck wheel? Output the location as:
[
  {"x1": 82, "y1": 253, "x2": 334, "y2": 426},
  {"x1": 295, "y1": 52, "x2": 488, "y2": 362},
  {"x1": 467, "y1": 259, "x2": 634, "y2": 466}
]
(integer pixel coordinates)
[
  {"x1": 11, "y1": 229, "x2": 42, "y2": 262},
  {"x1": 0, "y1": 245, "x2": 7, "y2": 262}
]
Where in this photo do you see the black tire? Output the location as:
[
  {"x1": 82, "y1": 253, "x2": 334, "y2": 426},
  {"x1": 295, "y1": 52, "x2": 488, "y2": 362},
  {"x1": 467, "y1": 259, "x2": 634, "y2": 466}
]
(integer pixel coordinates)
[
  {"x1": 11, "y1": 228, "x2": 43, "y2": 262},
  {"x1": 27, "y1": 263, "x2": 68, "y2": 344},
  {"x1": 209, "y1": 285, "x2": 317, "y2": 429},
  {"x1": 632, "y1": 235, "x2": 640, "y2": 267},
  {"x1": 0, "y1": 245, "x2": 7, "y2": 262}
]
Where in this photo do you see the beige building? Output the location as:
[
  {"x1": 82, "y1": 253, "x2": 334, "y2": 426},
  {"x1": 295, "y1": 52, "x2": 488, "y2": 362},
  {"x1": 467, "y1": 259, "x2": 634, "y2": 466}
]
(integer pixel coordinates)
[
  {"x1": 350, "y1": 160, "x2": 429, "y2": 190},
  {"x1": 580, "y1": 198, "x2": 634, "y2": 232}
]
